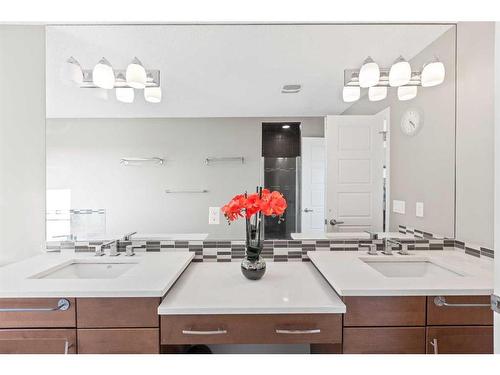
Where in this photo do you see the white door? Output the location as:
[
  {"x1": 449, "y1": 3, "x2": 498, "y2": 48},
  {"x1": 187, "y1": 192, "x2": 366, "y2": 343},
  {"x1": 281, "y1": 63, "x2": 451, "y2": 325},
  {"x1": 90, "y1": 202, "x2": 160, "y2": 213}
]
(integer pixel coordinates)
[
  {"x1": 301, "y1": 137, "x2": 326, "y2": 233},
  {"x1": 325, "y1": 112, "x2": 387, "y2": 233}
]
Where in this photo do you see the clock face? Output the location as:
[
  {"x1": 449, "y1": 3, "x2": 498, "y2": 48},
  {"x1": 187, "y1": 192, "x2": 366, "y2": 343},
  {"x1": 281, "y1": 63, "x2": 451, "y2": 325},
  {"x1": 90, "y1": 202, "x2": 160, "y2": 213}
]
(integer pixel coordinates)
[{"x1": 401, "y1": 109, "x2": 422, "y2": 136}]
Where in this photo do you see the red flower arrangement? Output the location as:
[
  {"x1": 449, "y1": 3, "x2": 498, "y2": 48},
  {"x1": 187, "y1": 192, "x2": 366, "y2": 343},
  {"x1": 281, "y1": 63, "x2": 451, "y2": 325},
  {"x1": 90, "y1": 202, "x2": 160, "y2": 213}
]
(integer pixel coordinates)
[{"x1": 221, "y1": 188, "x2": 287, "y2": 223}]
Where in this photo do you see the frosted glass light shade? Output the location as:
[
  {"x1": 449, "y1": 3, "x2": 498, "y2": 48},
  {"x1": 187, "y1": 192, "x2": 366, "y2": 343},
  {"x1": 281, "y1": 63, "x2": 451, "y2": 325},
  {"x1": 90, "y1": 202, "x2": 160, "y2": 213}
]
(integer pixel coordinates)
[
  {"x1": 92, "y1": 57, "x2": 115, "y2": 89},
  {"x1": 397, "y1": 86, "x2": 417, "y2": 101},
  {"x1": 342, "y1": 86, "x2": 360, "y2": 102},
  {"x1": 421, "y1": 61, "x2": 445, "y2": 87},
  {"x1": 126, "y1": 57, "x2": 147, "y2": 89},
  {"x1": 359, "y1": 57, "x2": 380, "y2": 88},
  {"x1": 116, "y1": 87, "x2": 135, "y2": 103},
  {"x1": 64, "y1": 56, "x2": 83, "y2": 85},
  {"x1": 144, "y1": 87, "x2": 162, "y2": 103},
  {"x1": 389, "y1": 56, "x2": 411, "y2": 87},
  {"x1": 368, "y1": 86, "x2": 387, "y2": 102}
]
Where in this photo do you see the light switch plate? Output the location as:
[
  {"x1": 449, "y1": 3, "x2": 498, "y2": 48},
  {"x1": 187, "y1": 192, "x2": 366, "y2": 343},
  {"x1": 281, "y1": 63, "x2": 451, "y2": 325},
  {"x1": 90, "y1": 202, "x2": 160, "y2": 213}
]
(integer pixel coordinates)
[
  {"x1": 393, "y1": 200, "x2": 406, "y2": 214},
  {"x1": 416, "y1": 202, "x2": 424, "y2": 217},
  {"x1": 208, "y1": 207, "x2": 220, "y2": 225}
]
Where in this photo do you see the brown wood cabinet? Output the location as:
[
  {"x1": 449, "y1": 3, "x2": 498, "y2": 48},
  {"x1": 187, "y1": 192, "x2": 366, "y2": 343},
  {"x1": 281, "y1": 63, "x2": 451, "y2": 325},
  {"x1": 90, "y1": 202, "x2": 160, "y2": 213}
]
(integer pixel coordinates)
[
  {"x1": 343, "y1": 327, "x2": 426, "y2": 354},
  {"x1": 0, "y1": 298, "x2": 76, "y2": 328},
  {"x1": 343, "y1": 296, "x2": 426, "y2": 327},
  {"x1": 78, "y1": 328, "x2": 159, "y2": 354},
  {"x1": 0, "y1": 329, "x2": 76, "y2": 354},
  {"x1": 426, "y1": 326, "x2": 493, "y2": 354},
  {"x1": 426, "y1": 296, "x2": 493, "y2": 326},
  {"x1": 161, "y1": 314, "x2": 342, "y2": 345}
]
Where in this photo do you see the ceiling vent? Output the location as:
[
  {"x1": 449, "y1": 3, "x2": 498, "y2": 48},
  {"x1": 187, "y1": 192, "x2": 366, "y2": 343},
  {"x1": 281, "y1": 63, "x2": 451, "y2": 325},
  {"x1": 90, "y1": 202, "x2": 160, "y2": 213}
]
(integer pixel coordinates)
[{"x1": 281, "y1": 84, "x2": 301, "y2": 94}]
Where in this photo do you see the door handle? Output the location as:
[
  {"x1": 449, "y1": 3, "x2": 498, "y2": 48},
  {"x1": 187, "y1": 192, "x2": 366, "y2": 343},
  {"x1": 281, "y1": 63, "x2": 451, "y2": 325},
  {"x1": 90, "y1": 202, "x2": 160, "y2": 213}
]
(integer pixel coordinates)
[
  {"x1": 303, "y1": 208, "x2": 314, "y2": 213},
  {"x1": 329, "y1": 219, "x2": 345, "y2": 226}
]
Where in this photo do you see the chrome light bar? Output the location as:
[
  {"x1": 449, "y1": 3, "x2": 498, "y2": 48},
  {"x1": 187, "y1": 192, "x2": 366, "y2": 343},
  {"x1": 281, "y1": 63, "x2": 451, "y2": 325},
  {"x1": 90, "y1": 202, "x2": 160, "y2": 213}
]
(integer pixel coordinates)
[{"x1": 79, "y1": 69, "x2": 160, "y2": 89}]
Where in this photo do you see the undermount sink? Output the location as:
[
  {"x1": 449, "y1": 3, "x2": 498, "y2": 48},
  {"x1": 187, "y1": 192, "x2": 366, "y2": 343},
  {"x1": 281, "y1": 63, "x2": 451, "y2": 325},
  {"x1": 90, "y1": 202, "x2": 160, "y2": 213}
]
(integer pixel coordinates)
[
  {"x1": 30, "y1": 259, "x2": 139, "y2": 279},
  {"x1": 360, "y1": 258, "x2": 464, "y2": 278}
]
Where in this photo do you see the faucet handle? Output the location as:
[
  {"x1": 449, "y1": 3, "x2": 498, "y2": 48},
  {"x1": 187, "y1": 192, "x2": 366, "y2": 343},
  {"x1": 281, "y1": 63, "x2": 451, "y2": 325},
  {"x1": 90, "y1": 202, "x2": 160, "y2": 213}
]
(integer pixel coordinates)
[{"x1": 359, "y1": 243, "x2": 378, "y2": 255}]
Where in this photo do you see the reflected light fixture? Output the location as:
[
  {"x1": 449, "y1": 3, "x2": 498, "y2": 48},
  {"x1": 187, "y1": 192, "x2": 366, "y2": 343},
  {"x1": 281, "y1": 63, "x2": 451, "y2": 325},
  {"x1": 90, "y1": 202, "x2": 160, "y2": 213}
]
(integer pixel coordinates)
[
  {"x1": 359, "y1": 57, "x2": 380, "y2": 88},
  {"x1": 421, "y1": 59, "x2": 445, "y2": 87},
  {"x1": 64, "y1": 56, "x2": 83, "y2": 85},
  {"x1": 342, "y1": 86, "x2": 360, "y2": 102},
  {"x1": 144, "y1": 86, "x2": 162, "y2": 103},
  {"x1": 92, "y1": 57, "x2": 115, "y2": 89},
  {"x1": 389, "y1": 56, "x2": 411, "y2": 87},
  {"x1": 282, "y1": 124, "x2": 291, "y2": 129},
  {"x1": 126, "y1": 57, "x2": 147, "y2": 89},
  {"x1": 368, "y1": 86, "x2": 387, "y2": 102},
  {"x1": 397, "y1": 86, "x2": 417, "y2": 101}
]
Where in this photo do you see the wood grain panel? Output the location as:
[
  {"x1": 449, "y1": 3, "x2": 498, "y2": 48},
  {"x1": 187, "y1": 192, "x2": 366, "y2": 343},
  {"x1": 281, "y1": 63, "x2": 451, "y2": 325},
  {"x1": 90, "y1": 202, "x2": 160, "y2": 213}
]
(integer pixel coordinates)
[
  {"x1": 426, "y1": 296, "x2": 493, "y2": 326},
  {"x1": 343, "y1": 327, "x2": 425, "y2": 354},
  {"x1": 426, "y1": 326, "x2": 493, "y2": 354},
  {"x1": 0, "y1": 298, "x2": 76, "y2": 328},
  {"x1": 76, "y1": 298, "x2": 160, "y2": 328},
  {"x1": 0, "y1": 329, "x2": 76, "y2": 354},
  {"x1": 77, "y1": 328, "x2": 159, "y2": 354},
  {"x1": 161, "y1": 314, "x2": 342, "y2": 345},
  {"x1": 343, "y1": 296, "x2": 426, "y2": 327}
]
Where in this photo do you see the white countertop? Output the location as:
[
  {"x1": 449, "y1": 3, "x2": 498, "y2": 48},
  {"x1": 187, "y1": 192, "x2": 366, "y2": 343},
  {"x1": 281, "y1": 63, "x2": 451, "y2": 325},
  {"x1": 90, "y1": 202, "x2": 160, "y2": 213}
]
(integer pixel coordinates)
[
  {"x1": 133, "y1": 233, "x2": 209, "y2": 241},
  {"x1": 0, "y1": 252, "x2": 193, "y2": 298},
  {"x1": 308, "y1": 250, "x2": 493, "y2": 296},
  {"x1": 158, "y1": 262, "x2": 346, "y2": 315}
]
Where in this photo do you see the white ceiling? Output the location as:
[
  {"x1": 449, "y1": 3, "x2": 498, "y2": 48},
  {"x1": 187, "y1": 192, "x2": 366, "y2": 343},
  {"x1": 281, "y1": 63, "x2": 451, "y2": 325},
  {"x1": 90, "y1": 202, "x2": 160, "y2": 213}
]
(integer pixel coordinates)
[{"x1": 46, "y1": 24, "x2": 453, "y2": 118}]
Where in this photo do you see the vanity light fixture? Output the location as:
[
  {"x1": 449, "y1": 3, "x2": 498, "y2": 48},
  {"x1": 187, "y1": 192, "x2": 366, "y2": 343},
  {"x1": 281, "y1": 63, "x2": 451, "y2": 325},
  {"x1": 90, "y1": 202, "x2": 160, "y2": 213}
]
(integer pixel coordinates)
[
  {"x1": 342, "y1": 55, "x2": 445, "y2": 102},
  {"x1": 359, "y1": 57, "x2": 380, "y2": 88},
  {"x1": 92, "y1": 57, "x2": 115, "y2": 89},
  {"x1": 126, "y1": 57, "x2": 147, "y2": 89},
  {"x1": 368, "y1": 86, "x2": 387, "y2": 102},
  {"x1": 144, "y1": 86, "x2": 162, "y2": 103},
  {"x1": 64, "y1": 56, "x2": 84, "y2": 85},
  {"x1": 421, "y1": 58, "x2": 445, "y2": 87},
  {"x1": 397, "y1": 85, "x2": 417, "y2": 101},
  {"x1": 388, "y1": 56, "x2": 411, "y2": 87},
  {"x1": 342, "y1": 86, "x2": 360, "y2": 102},
  {"x1": 115, "y1": 73, "x2": 134, "y2": 103}
]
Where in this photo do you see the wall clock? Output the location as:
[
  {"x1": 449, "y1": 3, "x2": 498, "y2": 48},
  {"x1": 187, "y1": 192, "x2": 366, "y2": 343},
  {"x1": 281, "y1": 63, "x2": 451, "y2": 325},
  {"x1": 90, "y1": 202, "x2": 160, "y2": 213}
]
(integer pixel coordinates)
[{"x1": 400, "y1": 108, "x2": 422, "y2": 136}]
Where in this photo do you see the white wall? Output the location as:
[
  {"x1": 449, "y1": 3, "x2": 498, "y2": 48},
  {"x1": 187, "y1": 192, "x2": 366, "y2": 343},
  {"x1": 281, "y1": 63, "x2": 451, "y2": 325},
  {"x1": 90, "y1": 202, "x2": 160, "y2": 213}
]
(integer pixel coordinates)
[
  {"x1": 46, "y1": 117, "x2": 323, "y2": 239},
  {"x1": 0, "y1": 26, "x2": 46, "y2": 265},
  {"x1": 494, "y1": 21, "x2": 500, "y2": 354},
  {"x1": 342, "y1": 28, "x2": 456, "y2": 237},
  {"x1": 456, "y1": 22, "x2": 495, "y2": 249}
]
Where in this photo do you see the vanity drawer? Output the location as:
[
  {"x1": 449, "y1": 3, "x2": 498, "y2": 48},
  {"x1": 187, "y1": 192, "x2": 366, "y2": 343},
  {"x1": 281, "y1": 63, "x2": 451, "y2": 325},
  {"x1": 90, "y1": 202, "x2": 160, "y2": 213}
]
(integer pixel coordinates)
[
  {"x1": 76, "y1": 298, "x2": 160, "y2": 328},
  {"x1": 0, "y1": 298, "x2": 76, "y2": 328},
  {"x1": 0, "y1": 329, "x2": 76, "y2": 354},
  {"x1": 161, "y1": 314, "x2": 342, "y2": 345},
  {"x1": 426, "y1": 326, "x2": 493, "y2": 354},
  {"x1": 77, "y1": 328, "x2": 159, "y2": 354},
  {"x1": 343, "y1": 327, "x2": 426, "y2": 354},
  {"x1": 426, "y1": 296, "x2": 493, "y2": 326},
  {"x1": 343, "y1": 296, "x2": 426, "y2": 327}
]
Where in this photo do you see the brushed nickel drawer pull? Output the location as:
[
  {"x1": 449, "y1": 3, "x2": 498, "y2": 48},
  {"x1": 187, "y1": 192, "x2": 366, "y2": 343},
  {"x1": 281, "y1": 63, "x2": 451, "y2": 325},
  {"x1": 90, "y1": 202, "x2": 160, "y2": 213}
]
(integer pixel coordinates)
[
  {"x1": 0, "y1": 298, "x2": 71, "y2": 312},
  {"x1": 275, "y1": 329, "x2": 321, "y2": 334},
  {"x1": 182, "y1": 329, "x2": 227, "y2": 335},
  {"x1": 430, "y1": 338, "x2": 439, "y2": 354},
  {"x1": 434, "y1": 296, "x2": 490, "y2": 308}
]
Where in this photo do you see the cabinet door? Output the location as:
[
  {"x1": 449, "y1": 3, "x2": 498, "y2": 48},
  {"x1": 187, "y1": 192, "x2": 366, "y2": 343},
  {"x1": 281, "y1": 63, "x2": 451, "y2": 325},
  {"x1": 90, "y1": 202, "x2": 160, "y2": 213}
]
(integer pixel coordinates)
[
  {"x1": 427, "y1": 296, "x2": 493, "y2": 326},
  {"x1": 343, "y1": 327, "x2": 425, "y2": 354},
  {"x1": 0, "y1": 329, "x2": 76, "y2": 354},
  {"x1": 426, "y1": 326, "x2": 493, "y2": 354},
  {"x1": 77, "y1": 328, "x2": 159, "y2": 354},
  {"x1": 0, "y1": 298, "x2": 76, "y2": 328}
]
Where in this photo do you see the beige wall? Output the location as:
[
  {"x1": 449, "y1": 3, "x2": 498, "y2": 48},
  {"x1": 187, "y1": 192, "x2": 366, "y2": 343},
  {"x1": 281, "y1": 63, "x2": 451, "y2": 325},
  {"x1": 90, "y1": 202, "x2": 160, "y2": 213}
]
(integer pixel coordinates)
[
  {"x1": 456, "y1": 22, "x2": 495, "y2": 249},
  {"x1": 0, "y1": 26, "x2": 46, "y2": 265},
  {"x1": 342, "y1": 28, "x2": 457, "y2": 237}
]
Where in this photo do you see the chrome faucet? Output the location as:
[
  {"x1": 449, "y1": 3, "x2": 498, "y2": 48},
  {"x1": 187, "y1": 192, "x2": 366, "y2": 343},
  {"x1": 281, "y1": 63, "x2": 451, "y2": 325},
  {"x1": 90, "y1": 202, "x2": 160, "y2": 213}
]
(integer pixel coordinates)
[
  {"x1": 360, "y1": 242, "x2": 378, "y2": 255},
  {"x1": 385, "y1": 238, "x2": 410, "y2": 255},
  {"x1": 95, "y1": 239, "x2": 119, "y2": 257},
  {"x1": 123, "y1": 231, "x2": 137, "y2": 241}
]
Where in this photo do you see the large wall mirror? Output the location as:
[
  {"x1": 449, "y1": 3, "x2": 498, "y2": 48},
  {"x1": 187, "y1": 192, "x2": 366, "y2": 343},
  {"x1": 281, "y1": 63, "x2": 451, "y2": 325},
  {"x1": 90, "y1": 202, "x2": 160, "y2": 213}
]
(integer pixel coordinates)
[{"x1": 45, "y1": 24, "x2": 456, "y2": 241}]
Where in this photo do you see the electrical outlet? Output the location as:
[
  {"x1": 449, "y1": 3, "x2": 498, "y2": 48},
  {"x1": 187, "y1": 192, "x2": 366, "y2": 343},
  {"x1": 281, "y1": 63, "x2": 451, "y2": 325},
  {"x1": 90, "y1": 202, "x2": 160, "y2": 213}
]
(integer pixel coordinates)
[
  {"x1": 416, "y1": 202, "x2": 424, "y2": 217},
  {"x1": 208, "y1": 207, "x2": 220, "y2": 225},
  {"x1": 393, "y1": 200, "x2": 406, "y2": 214}
]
